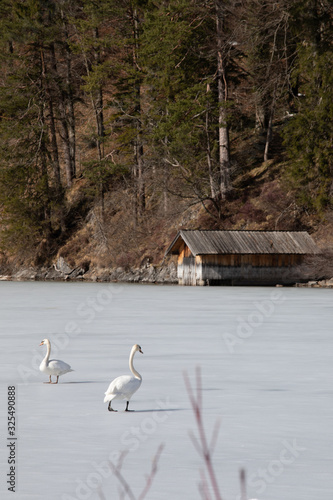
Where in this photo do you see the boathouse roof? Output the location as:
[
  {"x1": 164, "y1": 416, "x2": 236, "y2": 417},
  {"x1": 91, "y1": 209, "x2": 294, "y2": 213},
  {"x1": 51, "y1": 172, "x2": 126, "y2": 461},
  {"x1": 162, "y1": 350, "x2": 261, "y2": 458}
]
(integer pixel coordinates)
[{"x1": 165, "y1": 230, "x2": 319, "y2": 256}]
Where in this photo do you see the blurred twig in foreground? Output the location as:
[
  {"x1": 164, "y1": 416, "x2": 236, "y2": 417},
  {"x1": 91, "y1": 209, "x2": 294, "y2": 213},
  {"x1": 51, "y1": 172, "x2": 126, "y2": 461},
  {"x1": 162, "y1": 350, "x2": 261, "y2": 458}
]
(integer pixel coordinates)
[
  {"x1": 184, "y1": 366, "x2": 223, "y2": 500},
  {"x1": 99, "y1": 443, "x2": 164, "y2": 500}
]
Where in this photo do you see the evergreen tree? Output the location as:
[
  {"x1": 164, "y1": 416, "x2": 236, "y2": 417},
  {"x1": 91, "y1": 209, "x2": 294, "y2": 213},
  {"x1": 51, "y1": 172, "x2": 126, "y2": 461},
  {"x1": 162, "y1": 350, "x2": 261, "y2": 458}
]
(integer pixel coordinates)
[
  {"x1": 70, "y1": 0, "x2": 123, "y2": 217},
  {"x1": 283, "y1": 0, "x2": 333, "y2": 210},
  {"x1": 244, "y1": 0, "x2": 293, "y2": 161},
  {"x1": 0, "y1": 0, "x2": 61, "y2": 253},
  {"x1": 140, "y1": 0, "x2": 242, "y2": 217},
  {"x1": 103, "y1": 0, "x2": 149, "y2": 224}
]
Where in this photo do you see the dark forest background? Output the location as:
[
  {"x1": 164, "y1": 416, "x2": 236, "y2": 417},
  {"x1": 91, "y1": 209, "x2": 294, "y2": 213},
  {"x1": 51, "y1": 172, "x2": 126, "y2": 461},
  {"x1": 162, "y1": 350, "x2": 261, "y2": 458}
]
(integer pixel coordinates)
[{"x1": 0, "y1": 0, "x2": 332, "y2": 271}]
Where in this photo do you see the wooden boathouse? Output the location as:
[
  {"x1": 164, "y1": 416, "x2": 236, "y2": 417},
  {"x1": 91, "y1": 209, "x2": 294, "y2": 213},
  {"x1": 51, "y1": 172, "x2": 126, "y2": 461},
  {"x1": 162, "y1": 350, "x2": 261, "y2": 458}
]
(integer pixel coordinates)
[{"x1": 165, "y1": 230, "x2": 319, "y2": 286}]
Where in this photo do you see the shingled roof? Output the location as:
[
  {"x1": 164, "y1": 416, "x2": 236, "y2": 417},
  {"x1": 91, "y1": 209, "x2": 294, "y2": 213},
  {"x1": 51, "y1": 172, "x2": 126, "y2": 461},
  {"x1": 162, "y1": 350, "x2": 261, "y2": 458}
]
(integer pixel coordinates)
[{"x1": 165, "y1": 230, "x2": 319, "y2": 256}]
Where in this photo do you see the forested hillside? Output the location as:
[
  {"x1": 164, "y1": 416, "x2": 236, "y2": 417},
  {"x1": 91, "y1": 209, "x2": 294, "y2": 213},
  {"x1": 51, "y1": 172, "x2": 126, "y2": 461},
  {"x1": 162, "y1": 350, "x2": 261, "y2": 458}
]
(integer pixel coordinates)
[{"x1": 0, "y1": 0, "x2": 332, "y2": 274}]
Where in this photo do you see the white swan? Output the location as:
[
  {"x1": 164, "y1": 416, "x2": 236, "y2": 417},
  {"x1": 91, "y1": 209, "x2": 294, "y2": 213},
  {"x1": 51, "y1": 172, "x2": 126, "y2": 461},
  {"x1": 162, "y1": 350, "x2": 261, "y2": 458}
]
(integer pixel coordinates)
[
  {"x1": 104, "y1": 344, "x2": 143, "y2": 412},
  {"x1": 39, "y1": 339, "x2": 74, "y2": 384}
]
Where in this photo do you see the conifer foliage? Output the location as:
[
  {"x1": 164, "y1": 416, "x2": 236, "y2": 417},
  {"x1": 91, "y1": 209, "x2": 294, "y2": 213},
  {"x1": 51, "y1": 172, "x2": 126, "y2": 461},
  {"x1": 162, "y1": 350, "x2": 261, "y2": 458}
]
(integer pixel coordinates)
[
  {"x1": 0, "y1": 0, "x2": 331, "y2": 256},
  {"x1": 283, "y1": 0, "x2": 333, "y2": 210}
]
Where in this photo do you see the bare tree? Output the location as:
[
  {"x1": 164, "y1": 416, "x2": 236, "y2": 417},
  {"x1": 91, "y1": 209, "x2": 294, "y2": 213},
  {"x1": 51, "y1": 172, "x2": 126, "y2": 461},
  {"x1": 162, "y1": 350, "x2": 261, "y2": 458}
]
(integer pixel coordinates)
[
  {"x1": 131, "y1": 6, "x2": 145, "y2": 221},
  {"x1": 215, "y1": 0, "x2": 231, "y2": 199}
]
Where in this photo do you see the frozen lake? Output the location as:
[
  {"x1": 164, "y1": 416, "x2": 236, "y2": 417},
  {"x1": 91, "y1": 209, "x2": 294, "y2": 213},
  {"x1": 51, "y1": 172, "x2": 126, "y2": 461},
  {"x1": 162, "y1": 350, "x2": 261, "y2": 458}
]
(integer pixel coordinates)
[{"x1": 0, "y1": 281, "x2": 332, "y2": 500}]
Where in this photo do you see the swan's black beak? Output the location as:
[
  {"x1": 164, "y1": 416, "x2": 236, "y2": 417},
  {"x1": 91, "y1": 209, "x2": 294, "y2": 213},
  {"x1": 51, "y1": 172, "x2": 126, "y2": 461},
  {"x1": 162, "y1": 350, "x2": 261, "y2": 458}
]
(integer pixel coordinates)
[{"x1": 139, "y1": 348, "x2": 143, "y2": 354}]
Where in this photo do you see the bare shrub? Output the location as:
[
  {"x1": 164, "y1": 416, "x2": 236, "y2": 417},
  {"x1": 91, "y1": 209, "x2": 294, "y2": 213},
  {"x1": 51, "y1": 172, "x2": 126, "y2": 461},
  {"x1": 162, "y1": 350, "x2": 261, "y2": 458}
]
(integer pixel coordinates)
[
  {"x1": 239, "y1": 200, "x2": 265, "y2": 223},
  {"x1": 184, "y1": 367, "x2": 223, "y2": 500},
  {"x1": 184, "y1": 367, "x2": 248, "y2": 500},
  {"x1": 98, "y1": 444, "x2": 164, "y2": 500},
  {"x1": 261, "y1": 180, "x2": 285, "y2": 208},
  {"x1": 59, "y1": 231, "x2": 90, "y2": 266},
  {"x1": 115, "y1": 252, "x2": 138, "y2": 270}
]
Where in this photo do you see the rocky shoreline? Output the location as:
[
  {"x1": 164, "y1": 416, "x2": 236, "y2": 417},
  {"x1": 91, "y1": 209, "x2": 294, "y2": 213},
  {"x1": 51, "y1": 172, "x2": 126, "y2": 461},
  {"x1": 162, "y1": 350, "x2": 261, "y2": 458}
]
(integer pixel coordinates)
[
  {"x1": 0, "y1": 257, "x2": 178, "y2": 284},
  {"x1": 1, "y1": 257, "x2": 332, "y2": 287},
  {"x1": 294, "y1": 278, "x2": 333, "y2": 288}
]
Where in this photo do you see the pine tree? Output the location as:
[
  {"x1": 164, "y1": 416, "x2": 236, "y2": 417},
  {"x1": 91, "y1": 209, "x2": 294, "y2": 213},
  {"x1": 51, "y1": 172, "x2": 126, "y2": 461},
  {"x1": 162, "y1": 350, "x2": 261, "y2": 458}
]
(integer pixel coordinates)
[
  {"x1": 283, "y1": 0, "x2": 333, "y2": 210},
  {"x1": 139, "y1": 0, "x2": 242, "y2": 218},
  {"x1": 244, "y1": 0, "x2": 292, "y2": 161},
  {"x1": 0, "y1": 11, "x2": 46, "y2": 251},
  {"x1": 0, "y1": 0, "x2": 70, "y2": 254},
  {"x1": 98, "y1": 0, "x2": 149, "y2": 225},
  {"x1": 70, "y1": 0, "x2": 122, "y2": 217}
]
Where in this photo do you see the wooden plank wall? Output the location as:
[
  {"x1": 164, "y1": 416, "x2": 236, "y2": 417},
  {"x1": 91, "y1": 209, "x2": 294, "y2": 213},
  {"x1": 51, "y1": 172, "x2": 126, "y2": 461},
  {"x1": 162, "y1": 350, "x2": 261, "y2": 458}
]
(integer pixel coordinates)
[
  {"x1": 201, "y1": 254, "x2": 303, "y2": 267},
  {"x1": 177, "y1": 244, "x2": 305, "y2": 285}
]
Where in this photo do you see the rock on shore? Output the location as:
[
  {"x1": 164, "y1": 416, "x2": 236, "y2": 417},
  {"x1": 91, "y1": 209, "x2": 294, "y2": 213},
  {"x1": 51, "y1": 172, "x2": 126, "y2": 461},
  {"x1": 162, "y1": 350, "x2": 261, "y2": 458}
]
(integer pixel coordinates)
[
  {"x1": 4, "y1": 257, "x2": 178, "y2": 284},
  {"x1": 294, "y1": 277, "x2": 333, "y2": 288},
  {"x1": 3, "y1": 257, "x2": 333, "y2": 287}
]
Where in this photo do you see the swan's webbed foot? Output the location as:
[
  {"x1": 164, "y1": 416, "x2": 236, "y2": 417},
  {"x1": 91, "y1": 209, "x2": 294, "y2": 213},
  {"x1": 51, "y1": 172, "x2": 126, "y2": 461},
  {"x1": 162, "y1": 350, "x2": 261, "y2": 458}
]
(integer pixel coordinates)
[
  {"x1": 52, "y1": 376, "x2": 59, "y2": 384},
  {"x1": 44, "y1": 375, "x2": 52, "y2": 384},
  {"x1": 108, "y1": 402, "x2": 117, "y2": 412}
]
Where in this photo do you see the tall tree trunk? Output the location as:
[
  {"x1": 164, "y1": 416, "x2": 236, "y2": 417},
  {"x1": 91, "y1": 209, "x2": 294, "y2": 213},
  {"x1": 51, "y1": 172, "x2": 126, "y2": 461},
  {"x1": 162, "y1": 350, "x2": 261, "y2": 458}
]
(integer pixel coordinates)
[
  {"x1": 255, "y1": 100, "x2": 270, "y2": 130},
  {"x1": 91, "y1": 27, "x2": 106, "y2": 221},
  {"x1": 205, "y1": 84, "x2": 217, "y2": 199},
  {"x1": 264, "y1": 77, "x2": 279, "y2": 162},
  {"x1": 95, "y1": 86, "x2": 104, "y2": 162},
  {"x1": 62, "y1": 11, "x2": 76, "y2": 182},
  {"x1": 132, "y1": 159, "x2": 138, "y2": 228},
  {"x1": 50, "y1": 43, "x2": 74, "y2": 188},
  {"x1": 39, "y1": 51, "x2": 52, "y2": 238},
  {"x1": 215, "y1": 0, "x2": 231, "y2": 199},
  {"x1": 264, "y1": 109, "x2": 273, "y2": 162},
  {"x1": 163, "y1": 163, "x2": 168, "y2": 214},
  {"x1": 132, "y1": 7, "x2": 145, "y2": 217},
  {"x1": 40, "y1": 48, "x2": 61, "y2": 191},
  {"x1": 93, "y1": 28, "x2": 105, "y2": 162},
  {"x1": 48, "y1": 97, "x2": 62, "y2": 189}
]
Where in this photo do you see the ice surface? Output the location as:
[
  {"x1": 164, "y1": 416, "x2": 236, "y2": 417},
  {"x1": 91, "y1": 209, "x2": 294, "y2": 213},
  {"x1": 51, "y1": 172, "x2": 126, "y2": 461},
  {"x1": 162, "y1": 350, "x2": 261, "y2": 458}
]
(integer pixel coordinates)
[{"x1": 0, "y1": 281, "x2": 332, "y2": 499}]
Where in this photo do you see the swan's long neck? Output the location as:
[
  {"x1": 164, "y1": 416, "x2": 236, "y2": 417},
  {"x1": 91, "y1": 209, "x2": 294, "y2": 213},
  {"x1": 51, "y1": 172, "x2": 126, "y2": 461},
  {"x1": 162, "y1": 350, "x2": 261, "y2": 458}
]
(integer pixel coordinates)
[
  {"x1": 43, "y1": 341, "x2": 51, "y2": 365},
  {"x1": 129, "y1": 347, "x2": 141, "y2": 380}
]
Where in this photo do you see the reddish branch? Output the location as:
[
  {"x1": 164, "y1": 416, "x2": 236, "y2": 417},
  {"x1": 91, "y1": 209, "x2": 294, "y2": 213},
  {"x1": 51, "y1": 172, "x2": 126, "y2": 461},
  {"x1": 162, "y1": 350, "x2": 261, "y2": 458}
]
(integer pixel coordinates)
[
  {"x1": 183, "y1": 367, "x2": 223, "y2": 500},
  {"x1": 106, "y1": 444, "x2": 164, "y2": 500}
]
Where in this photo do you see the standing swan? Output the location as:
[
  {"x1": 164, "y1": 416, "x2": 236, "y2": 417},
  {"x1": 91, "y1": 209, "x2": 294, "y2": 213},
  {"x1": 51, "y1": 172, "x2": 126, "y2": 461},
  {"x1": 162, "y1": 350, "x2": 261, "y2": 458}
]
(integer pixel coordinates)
[
  {"x1": 104, "y1": 344, "x2": 143, "y2": 412},
  {"x1": 39, "y1": 339, "x2": 74, "y2": 384}
]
